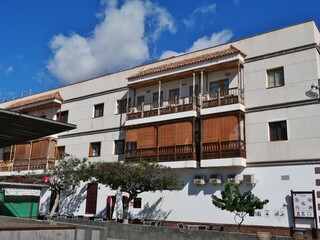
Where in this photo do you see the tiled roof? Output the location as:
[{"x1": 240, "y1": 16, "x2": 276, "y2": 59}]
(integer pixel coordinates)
[
  {"x1": 5, "y1": 92, "x2": 63, "y2": 109},
  {"x1": 128, "y1": 45, "x2": 244, "y2": 79}
]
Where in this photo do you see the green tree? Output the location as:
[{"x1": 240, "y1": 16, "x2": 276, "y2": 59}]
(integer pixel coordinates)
[
  {"x1": 86, "y1": 161, "x2": 182, "y2": 220},
  {"x1": 45, "y1": 155, "x2": 88, "y2": 218},
  {"x1": 211, "y1": 183, "x2": 269, "y2": 232}
]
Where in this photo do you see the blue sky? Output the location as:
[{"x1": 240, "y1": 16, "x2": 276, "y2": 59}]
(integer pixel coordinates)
[{"x1": 0, "y1": 0, "x2": 319, "y2": 101}]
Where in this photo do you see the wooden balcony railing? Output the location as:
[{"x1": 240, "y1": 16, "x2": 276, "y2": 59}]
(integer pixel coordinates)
[
  {"x1": 1, "y1": 158, "x2": 57, "y2": 172},
  {"x1": 127, "y1": 88, "x2": 244, "y2": 120},
  {"x1": 127, "y1": 96, "x2": 199, "y2": 120},
  {"x1": 202, "y1": 87, "x2": 244, "y2": 108},
  {"x1": 201, "y1": 140, "x2": 246, "y2": 159},
  {"x1": 125, "y1": 144, "x2": 195, "y2": 162}
]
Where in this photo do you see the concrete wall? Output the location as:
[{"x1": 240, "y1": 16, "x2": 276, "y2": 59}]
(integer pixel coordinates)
[
  {"x1": 0, "y1": 216, "x2": 75, "y2": 240},
  {"x1": 0, "y1": 216, "x2": 272, "y2": 240},
  {"x1": 54, "y1": 218, "x2": 258, "y2": 240}
]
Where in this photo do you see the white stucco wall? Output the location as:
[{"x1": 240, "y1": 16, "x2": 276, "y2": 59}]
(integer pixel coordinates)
[{"x1": 47, "y1": 163, "x2": 317, "y2": 229}]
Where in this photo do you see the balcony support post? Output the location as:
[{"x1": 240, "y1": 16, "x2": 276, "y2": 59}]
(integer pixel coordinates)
[
  {"x1": 192, "y1": 72, "x2": 196, "y2": 109},
  {"x1": 237, "y1": 61, "x2": 241, "y2": 103},
  {"x1": 200, "y1": 70, "x2": 204, "y2": 108},
  {"x1": 158, "y1": 81, "x2": 161, "y2": 116}
]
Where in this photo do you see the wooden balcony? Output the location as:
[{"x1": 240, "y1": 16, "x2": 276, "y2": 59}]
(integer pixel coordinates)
[
  {"x1": 202, "y1": 88, "x2": 244, "y2": 108},
  {"x1": 0, "y1": 161, "x2": 12, "y2": 172},
  {"x1": 0, "y1": 158, "x2": 56, "y2": 172},
  {"x1": 125, "y1": 144, "x2": 195, "y2": 163},
  {"x1": 201, "y1": 140, "x2": 246, "y2": 159},
  {"x1": 127, "y1": 88, "x2": 244, "y2": 121},
  {"x1": 127, "y1": 96, "x2": 199, "y2": 120}
]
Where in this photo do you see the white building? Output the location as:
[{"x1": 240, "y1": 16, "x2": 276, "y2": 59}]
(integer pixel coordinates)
[{"x1": 0, "y1": 20, "x2": 320, "y2": 237}]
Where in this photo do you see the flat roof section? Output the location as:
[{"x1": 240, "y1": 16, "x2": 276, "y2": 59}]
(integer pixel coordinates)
[{"x1": 0, "y1": 108, "x2": 76, "y2": 148}]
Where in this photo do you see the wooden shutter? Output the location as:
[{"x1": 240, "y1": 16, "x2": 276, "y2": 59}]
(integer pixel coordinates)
[
  {"x1": 175, "y1": 122, "x2": 192, "y2": 145},
  {"x1": 126, "y1": 129, "x2": 138, "y2": 142},
  {"x1": 15, "y1": 143, "x2": 31, "y2": 160},
  {"x1": 85, "y1": 182, "x2": 98, "y2": 214},
  {"x1": 137, "y1": 126, "x2": 155, "y2": 148},
  {"x1": 48, "y1": 140, "x2": 57, "y2": 159},
  {"x1": 31, "y1": 140, "x2": 49, "y2": 159},
  {"x1": 159, "y1": 121, "x2": 192, "y2": 146},
  {"x1": 202, "y1": 115, "x2": 238, "y2": 143},
  {"x1": 159, "y1": 124, "x2": 173, "y2": 147}
]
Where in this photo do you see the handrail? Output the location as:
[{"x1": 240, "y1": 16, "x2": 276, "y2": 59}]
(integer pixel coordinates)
[
  {"x1": 127, "y1": 95, "x2": 198, "y2": 114},
  {"x1": 202, "y1": 87, "x2": 240, "y2": 101},
  {"x1": 127, "y1": 87, "x2": 242, "y2": 115}
]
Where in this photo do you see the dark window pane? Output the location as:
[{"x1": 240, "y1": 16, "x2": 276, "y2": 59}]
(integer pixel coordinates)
[
  {"x1": 133, "y1": 198, "x2": 142, "y2": 208},
  {"x1": 89, "y1": 142, "x2": 101, "y2": 157},
  {"x1": 94, "y1": 104, "x2": 104, "y2": 117},
  {"x1": 267, "y1": 67, "x2": 285, "y2": 88},
  {"x1": 117, "y1": 99, "x2": 127, "y2": 114},
  {"x1": 58, "y1": 111, "x2": 69, "y2": 123},
  {"x1": 269, "y1": 121, "x2": 287, "y2": 141},
  {"x1": 115, "y1": 140, "x2": 125, "y2": 154}
]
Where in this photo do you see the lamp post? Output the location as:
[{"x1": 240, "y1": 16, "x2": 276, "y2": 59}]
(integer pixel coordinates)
[{"x1": 305, "y1": 79, "x2": 320, "y2": 99}]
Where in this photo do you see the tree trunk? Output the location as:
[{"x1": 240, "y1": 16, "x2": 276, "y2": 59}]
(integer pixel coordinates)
[
  {"x1": 122, "y1": 195, "x2": 134, "y2": 223},
  {"x1": 49, "y1": 191, "x2": 60, "y2": 218}
]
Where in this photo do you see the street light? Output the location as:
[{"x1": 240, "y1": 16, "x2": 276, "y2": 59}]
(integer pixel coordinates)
[{"x1": 305, "y1": 79, "x2": 320, "y2": 99}]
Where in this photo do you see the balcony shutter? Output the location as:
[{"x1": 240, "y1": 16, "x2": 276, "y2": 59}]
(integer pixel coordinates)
[
  {"x1": 15, "y1": 143, "x2": 31, "y2": 160},
  {"x1": 203, "y1": 115, "x2": 238, "y2": 142},
  {"x1": 48, "y1": 140, "x2": 57, "y2": 159},
  {"x1": 175, "y1": 122, "x2": 192, "y2": 145},
  {"x1": 159, "y1": 124, "x2": 174, "y2": 147},
  {"x1": 137, "y1": 126, "x2": 155, "y2": 148},
  {"x1": 126, "y1": 129, "x2": 138, "y2": 142},
  {"x1": 159, "y1": 121, "x2": 192, "y2": 147},
  {"x1": 31, "y1": 140, "x2": 49, "y2": 159}
]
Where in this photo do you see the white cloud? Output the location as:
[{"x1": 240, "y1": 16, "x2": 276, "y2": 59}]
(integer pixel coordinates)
[
  {"x1": 6, "y1": 66, "x2": 13, "y2": 75},
  {"x1": 183, "y1": 4, "x2": 216, "y2": 29},
  {"x1": 47, "y1": 0, "x2": 175, "y2": 85},
  {"x1": 160, "y1": 29, "x2": 233, "y2": 59},
  {"x1": 188, "y1": 29, "x2": 233, "y2": 52}
]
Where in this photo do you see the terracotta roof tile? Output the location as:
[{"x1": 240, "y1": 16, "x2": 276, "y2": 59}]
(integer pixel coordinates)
[
  {"x1": 128, "y1": 46, "x2": 244, "y2": 79},
  {"x1": 5, "y1": 92, "x2": 63, "y2": 109}
]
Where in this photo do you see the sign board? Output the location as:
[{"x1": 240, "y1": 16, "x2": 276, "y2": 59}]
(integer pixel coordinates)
[
  {"x1": 292, "y1": 192, "x2": 315, "y2": 218},
  {"x1": 4, "y1": 188, "x2": 41, "y2": 196}
]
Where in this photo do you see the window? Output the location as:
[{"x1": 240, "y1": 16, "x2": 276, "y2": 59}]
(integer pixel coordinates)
[
  {"x1": 137, "y1": 96, "x2": 144, "y2": 105},
  {"x1": 94, "y1": 103, "x2": 104, "y2": 118},
  {"x1": 114, "y1": 140, "x2": 125, "y2": 155},
  {"x1": 153, "y1": 92, "x2": 163, "y2": 107},
  {"x1": 189, "y1": 85, "x2": 199, "y2": 96},
  {"x1": 56, "y1": 146, "x2": 65, "y2": 160},
  {"x1": 209, "y1": 79, "x2": 229, "y2": 98},
  {"x1": 89, "y1": 142, "x2": 101, "y2": 157},
  {"x1": 267, "y1": 67, "x2": 284, "y2": 88},
  {"x1": 117, "y1": 99, "x2": 127, "y2": 114},
  {"x1": 126, "y1": 141, "x2": 137, "y2": 150},
  {"x1": 133, "y1": 197, "x2": 142, "y2": 208},
  {"x1": 57, "y1": 110, "x2": 69, "y2": 123},
  {"x1": 269, "y1": 121, "x2": 287, "y2": 141},
  {"x1": 169, "y1": 88, "x2": 179, "y2": 101}
]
